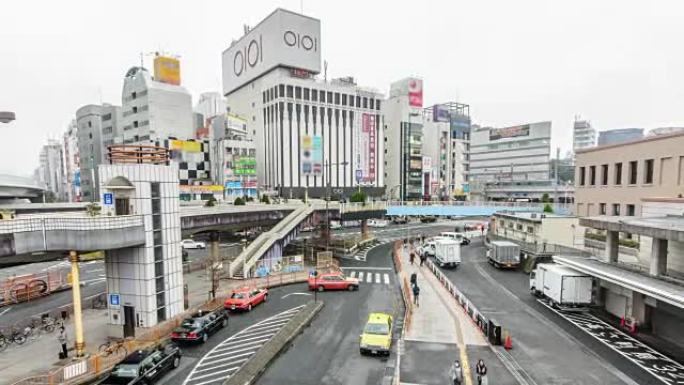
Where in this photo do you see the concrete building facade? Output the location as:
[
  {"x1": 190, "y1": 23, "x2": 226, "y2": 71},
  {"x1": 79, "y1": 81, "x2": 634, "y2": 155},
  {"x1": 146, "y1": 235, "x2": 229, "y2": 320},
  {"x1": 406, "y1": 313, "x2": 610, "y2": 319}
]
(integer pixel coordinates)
[
  {"x1": 573, "y1": 118, "x2": 596, "y2": 151},
  {"x1": 37, "y1": 139, "x2": 66, "y2": 201},
  {"x1": 62, "y1": 120, "x2": 81, "y2": 202}
]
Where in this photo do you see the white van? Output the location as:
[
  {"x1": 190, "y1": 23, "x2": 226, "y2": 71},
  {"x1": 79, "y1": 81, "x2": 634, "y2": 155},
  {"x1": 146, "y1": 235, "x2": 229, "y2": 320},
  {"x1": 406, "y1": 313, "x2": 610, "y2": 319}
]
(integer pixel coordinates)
[
  {"x1": 434, "y1": 239, "x2": 461, "y2": 268},
  {"x1": 439, "y1": 231, "x2": 470, "y2": 246}
]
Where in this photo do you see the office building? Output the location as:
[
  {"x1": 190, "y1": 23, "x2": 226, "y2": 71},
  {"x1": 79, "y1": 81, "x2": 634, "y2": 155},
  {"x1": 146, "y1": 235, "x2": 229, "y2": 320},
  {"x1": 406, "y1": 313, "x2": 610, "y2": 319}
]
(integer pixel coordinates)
[
  {"x1": 37, "y1": 139, "x2": 66, "y2": 200},
  {"x1": 384, "y1": 77, "x2": 424, "y2": 201},
  {"x1": 575, "y1": 131, "x2": 684, "y2": 217},
  {"x1": 598, "y1": 128, "x2": 644, "y2": 146},
  {"x1": 422, "y1": 102, "x2": 471, "y2": 199},
  {"x1": 573, "y1": 118, "x2": 596, "y2": 151},
  {"x1": 195, "y1": 92, "x2": 227, "y2": 121},
  {"x1": 76, "y1": 104, "x2": 121, "y2": 201},
  {"x1": 62, "y1": 120, "x2": 81, "y2": 202},
  {"x1": 222, "y1": 8, "x2": 384, "y2": 199},
  {"x1": 470, "y1": 122, "x2": 571, "y2": 202},
  {"x1": 119, "y1": 62, "x2": 193, "y2": 144},
  {"x1": 647, "y1": 127, "x2": 684, "y2": 137}
]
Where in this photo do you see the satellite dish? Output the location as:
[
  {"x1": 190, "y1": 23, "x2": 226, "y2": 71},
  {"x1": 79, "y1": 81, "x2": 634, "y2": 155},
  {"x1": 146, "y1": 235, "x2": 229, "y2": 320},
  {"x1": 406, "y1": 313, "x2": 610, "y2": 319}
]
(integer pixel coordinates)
[{"x1": 0, "y1": 111, "x2": 16, "y2": 123}]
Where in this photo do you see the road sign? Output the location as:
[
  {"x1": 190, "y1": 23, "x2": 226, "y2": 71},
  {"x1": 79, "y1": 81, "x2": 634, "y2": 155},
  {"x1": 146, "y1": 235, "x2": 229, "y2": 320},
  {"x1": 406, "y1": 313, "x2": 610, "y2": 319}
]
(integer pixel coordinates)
[
  {"x1": 103, "y1": 193, "x2": 113, "y2": 205},
  {"x1": 355, "y1": 169, "x2": 363, "y2": 183},
  {"x1": 109, "y1": 293, "x2": 120, "y2": 308}
]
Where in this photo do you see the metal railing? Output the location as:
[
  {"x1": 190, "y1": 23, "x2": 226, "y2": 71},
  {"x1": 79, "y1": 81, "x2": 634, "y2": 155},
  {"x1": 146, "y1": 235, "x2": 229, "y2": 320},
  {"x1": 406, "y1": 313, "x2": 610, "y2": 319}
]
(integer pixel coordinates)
[
  {"x1": 0, "y1": 215, "x2": 143, "y2": 234},
  {"x1": 387, "y1": 200, "x2": 572, "y2": 212},
  {"x1": 339, "y1": 201, "x2": 387, "y2": 213}
]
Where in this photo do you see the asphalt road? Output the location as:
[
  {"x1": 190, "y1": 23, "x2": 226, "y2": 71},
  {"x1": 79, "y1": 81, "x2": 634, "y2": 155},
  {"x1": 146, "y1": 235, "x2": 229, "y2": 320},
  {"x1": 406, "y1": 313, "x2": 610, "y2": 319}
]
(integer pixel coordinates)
[
  {"x1": 255, "y1": 242, "x2": 402, "y2": 385},
  {"x1": 436, "y1": 237, "x2": 652, "y2": 385}
]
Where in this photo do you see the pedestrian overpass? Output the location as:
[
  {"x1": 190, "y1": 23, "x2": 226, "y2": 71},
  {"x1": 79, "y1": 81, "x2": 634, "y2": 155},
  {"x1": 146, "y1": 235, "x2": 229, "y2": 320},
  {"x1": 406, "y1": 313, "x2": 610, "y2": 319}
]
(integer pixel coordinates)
[{"x1": 386, "y1": 201, "x2": 572, "y2": 217}]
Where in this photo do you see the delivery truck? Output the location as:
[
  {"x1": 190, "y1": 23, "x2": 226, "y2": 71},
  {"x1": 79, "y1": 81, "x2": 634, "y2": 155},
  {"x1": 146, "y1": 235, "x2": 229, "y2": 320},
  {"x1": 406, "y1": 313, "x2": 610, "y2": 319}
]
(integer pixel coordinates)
[
  {"x1": 487, "y1": 241, "x2": 521, "y2": 269},
  {"x1": 530, "y1": 263, "x2": 593, "y2": 307},
  {"x1": 434, "y1": 239, "x2": 461, "y2": 268}
]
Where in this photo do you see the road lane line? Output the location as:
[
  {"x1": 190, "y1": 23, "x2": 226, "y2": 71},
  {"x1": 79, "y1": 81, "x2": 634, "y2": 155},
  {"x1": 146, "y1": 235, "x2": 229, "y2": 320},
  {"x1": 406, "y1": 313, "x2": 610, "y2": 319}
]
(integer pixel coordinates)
[
  {"x1": 281, "y1": 292, "x2": 312, "y2": 299},
  {"x1": 358, "y1": 272, "x2": 364, "y2": 281},
  {"x1": 186, "y1": 366, "x2": 239, "y2": 382},
  {"x1": 349, "y1": 271, "x2": 357, "y2": 278},
  {"x1": 366, "y1": 273, "x2": 373, "y2": 283},
  {"x1": 375, "y1": 273, "x2": 380, "y2": 283},
  {"x1": 196, "y1": 354, "x2": 251, "y2": 370},
  {"x1": 207, "y1": 343, "x2": 265, "y2": 358},
  {"x1": 384, "y1": 274, "x2": 390, "y2": 285},
  {"x1": 0, "y1": 307, "x2": 12, "y2": 317}
]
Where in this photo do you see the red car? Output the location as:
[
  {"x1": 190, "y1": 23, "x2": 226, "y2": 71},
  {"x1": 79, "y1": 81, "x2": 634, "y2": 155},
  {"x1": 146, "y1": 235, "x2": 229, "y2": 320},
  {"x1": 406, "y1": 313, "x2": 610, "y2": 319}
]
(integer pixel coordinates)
[
  {"x1": 224, "y1": 287, "x2": 268, "y2": 311},
  {"x1": 308, "y1": 272, "x2": 360, "y2": 292}
]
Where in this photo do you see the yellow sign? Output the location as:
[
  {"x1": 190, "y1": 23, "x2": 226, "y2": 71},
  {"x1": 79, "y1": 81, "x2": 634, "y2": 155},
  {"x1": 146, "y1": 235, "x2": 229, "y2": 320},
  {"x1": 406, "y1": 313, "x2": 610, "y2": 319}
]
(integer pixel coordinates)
[
  {"x1": 169, "y1": 140, "x2": 202, "y2": 153},
  {"x1": 179, "y1": 185, "x2": 224, "y2": 193},
  {"x1": 154, "y1": 55, "x2": 181, "y2": 85}
]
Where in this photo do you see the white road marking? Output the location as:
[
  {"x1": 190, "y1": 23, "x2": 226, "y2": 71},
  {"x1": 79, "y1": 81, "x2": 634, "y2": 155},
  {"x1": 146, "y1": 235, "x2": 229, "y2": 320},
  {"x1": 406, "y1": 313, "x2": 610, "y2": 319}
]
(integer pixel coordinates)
[
  {"x1": 0, "y1": 307, "x2": 12, "y2": 317},
  {"x1": 281, "y1": 292, "x2": 312, "y2": 299},
  {"x1": 358, "y1": 272, "x2": 364, "y2": 281},
  {"x1": 375, "y1": 273, "x2": 381, "y2": 283},
  {"x1": 349, "y1": 271, "x2": 357, "y2": 278},
  {"x1": 366, "y1": 273, "x2": 373, "y2": 283},
  {"x1": 341, "y1": 267, "x2": 393, "y2": 271},
  {"x1": 384, "y1": 274, "x2": 390, "y2": 284}
]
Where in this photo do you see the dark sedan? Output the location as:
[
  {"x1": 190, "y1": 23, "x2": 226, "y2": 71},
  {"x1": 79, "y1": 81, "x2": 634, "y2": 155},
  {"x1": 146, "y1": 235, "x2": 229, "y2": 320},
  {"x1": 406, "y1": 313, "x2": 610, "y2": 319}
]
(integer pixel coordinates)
[
  {"x1": 170, "y1": 308, "x2": 228, "y2": 343},
  {"x1": 101, "y1": 344, "x2": 181, "y2": 385}
]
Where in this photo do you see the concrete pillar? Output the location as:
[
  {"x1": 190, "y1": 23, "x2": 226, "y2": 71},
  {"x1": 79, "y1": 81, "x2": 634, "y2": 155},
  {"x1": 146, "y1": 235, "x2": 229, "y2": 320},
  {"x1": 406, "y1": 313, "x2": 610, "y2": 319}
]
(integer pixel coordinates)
[
  {"x1": 650, "y1": 238, "x2": 668, "y2": 276},
  {"x1": 69, "y1": 251, "x2": 85, "y2": 357},
  {"x1": 209, "y1": 232, "x2": 220, "y2": 299},
  {"x1": 631, "y1": 292, "x2": 646, "y2": 325},
  {"x1": 605, "y1": 230, "x2": 619, "y2": 263},
  {"x1": 361, "y1": 219, "x2": 370, "y2": 240}
]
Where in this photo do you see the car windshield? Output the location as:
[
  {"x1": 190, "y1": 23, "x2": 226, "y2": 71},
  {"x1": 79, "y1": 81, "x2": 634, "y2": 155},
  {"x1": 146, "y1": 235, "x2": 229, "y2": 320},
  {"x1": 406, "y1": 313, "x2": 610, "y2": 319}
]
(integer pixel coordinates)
[
  {"x1": 181, "y1": 319, "x2": 199, "y2": 328},
  {"x1": 110, "y1": 364, "x2": 139, "y2": 377},
  {"x1": 231, "y1": 293, "x2": 246, "y2": 299},
  {"x1": 364, "y1": 323, "x2": 389, "y2": 335}
]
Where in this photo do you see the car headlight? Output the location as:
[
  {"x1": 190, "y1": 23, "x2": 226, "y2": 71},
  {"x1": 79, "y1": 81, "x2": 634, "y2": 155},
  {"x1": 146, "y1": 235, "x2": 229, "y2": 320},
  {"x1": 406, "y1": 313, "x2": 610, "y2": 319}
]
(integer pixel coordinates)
[{"x1": 360, "y1": 342, "x2": 369, "y2": 349}]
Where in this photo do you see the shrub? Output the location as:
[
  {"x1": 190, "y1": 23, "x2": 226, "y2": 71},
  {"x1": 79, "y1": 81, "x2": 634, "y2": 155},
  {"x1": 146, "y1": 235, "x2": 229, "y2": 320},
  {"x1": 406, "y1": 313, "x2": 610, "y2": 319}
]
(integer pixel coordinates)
[
  {"x1": 260, "y1": 195, "x2": 270, "y2": 204},
  {"x1": 543, "y1": 204, "x2": 554, "y2": 213},
  {"x1": 204, "y1": 196, "x2": 217, "y2": 207},
  {"x1": 350, "y1": 191, "x2": 366, "y2": 203},
  {"x1": 234, "y1": 197, "x2": 245, "y2": 206},
  {"x1": 541, "y1": 193, "x2": 551, "y2": 203}
]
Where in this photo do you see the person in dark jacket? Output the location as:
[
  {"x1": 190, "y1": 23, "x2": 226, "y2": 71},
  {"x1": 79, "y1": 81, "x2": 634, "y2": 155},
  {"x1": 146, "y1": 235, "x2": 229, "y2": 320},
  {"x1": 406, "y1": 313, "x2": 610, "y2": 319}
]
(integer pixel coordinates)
[
  {"x1": 475, "y1": 359, "x2": 487, "y2": 385},
  {"x1": 412, "y1": 284, "x2": 420, "y2": 306},
  {"x1": 410, "y1": 272, "x2": 417, "y2": 288}
]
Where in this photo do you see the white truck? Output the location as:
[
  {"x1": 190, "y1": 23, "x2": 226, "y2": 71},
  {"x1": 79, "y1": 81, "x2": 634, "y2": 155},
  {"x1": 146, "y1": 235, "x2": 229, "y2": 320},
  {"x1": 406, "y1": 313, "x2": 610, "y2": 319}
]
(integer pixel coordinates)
[
  {"x1": 487, "y1": 241, "x2": 521, "y2": 269},
  {"x1": 433, "y1": 239, "x2": 461, "y2": 268},
  {"x1": 530, "y1": 263, "x2": 593, "y2": 307}
]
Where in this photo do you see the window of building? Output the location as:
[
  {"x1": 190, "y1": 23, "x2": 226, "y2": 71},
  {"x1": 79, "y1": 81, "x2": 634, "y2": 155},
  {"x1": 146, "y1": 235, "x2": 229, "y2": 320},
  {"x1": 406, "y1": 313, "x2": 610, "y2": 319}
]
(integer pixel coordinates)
[
  {"x1": 332, "y1": 92, "x2": 339, "y2": 105},
  {"x1": 320, "y1": 90, "x2": 325, "y2": 102},
  {"x1": 132, "y1": 106, "x2": 138, "y2": 114},
  {"x1": 579, "y1": 167, "x2": 586, "y2": 186},
  {"x1": 133, "y1": 121, "x2": 139, "y2": 128},
  {"x1": 349, "y1": 95, "x2": 355, "y2": 107},
  {"x1": 376, "y1": 99, "x2": 381, "y2": 110},
  {"x1": 278, "y1": 84, "x2": 284, "y2": 97},
  {"x1": 342, "y1": 94, "x2": 347, "y2": 106},
  {"x1": 286, "y1": 85, "x2": 293, "y2": 98},
  {"x1": 303, "y1": 88, "x2": 310, "y2": 100},
  {"x1": 131, "y1": 92, "x2": 137, "y2": 100},
  {"x1": 601, "y1": 164, "x2": 608, "y2": 185},
  {"x1": 102, "y1": 113, "x2": 112, "y2": 121},
  {"x1": 516, "y1": 224, "x2": 523, "y2": 231},
  {"x1": 356, "y1": 96, "x2": 361, "y2": 107},
  {"x1": 589, "y1": 165, "x2": 596, "y2": 185},
  {"x1": 629, "y1": 161, "x2": 638, "y2": 184},
  {"x1": 644, "y1": 159, "x2": 654, "y2": 184},
  {"x1": 327, "y1": 91, "x2": 333, "y2": 104},
  {"x1": 627, "y1": 204, "x2": 636, "y2": 216},
  {"x1": 613, "y1": 203, "x2": 621, "y2": 216},
  {"x1": 614, "y1": 162, "x2": 622, "y2": 185},
  {"x1": 295, "y1": 86, "x2": 301, "y2": 99},
  {"x1": 363, "y1": 97, "x2": 368, "y2": 109},
  {"x1": 527, "y1": 226, "x2": 534, "y2": 233},
  {"x1": 599, "y1": 203, "x2": 606, "y2": 215},
  {"x1": 311, "y1": 89, "x2": 317, "y2": 102},
  {"x1": 370, "y1": 98, "x2": 375, "y2": 110}
]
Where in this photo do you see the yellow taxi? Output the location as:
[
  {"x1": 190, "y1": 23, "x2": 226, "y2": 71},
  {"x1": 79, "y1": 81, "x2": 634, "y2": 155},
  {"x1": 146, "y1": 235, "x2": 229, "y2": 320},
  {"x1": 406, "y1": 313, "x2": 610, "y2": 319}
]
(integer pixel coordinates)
[{"x1": 359, "y1": 312, "x2": 393, "y2": 356}]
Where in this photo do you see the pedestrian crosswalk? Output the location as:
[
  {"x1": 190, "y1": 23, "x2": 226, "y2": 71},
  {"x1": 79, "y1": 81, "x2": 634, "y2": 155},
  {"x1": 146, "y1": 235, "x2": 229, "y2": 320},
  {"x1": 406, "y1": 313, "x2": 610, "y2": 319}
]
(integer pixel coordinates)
[
  {"x1": 343, "y1": 269, "x2": 393, "y2": 286},
  {"x1": 182, "y1": 305, "x2": 304, "y2": 385}
]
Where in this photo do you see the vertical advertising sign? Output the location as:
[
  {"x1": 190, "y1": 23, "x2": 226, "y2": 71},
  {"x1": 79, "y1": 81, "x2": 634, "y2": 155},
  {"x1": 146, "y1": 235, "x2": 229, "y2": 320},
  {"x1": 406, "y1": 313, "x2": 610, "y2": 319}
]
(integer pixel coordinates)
[
  {"x1": 361, "y1": 113, "x2": 377, "y2": 183},
  {"x1": 301, "y1": 135, "x2": 322, "y2": 175},
  {"x1": 408, "y1": 78, "x2": 423, "y2": 107}
]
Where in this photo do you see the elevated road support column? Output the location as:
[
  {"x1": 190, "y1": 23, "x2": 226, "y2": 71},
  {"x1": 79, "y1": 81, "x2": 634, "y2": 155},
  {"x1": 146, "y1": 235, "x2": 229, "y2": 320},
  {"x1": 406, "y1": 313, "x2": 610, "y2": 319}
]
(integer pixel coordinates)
[{"x1": 69, "y1": 250, "x2": 85, "y2": 357}]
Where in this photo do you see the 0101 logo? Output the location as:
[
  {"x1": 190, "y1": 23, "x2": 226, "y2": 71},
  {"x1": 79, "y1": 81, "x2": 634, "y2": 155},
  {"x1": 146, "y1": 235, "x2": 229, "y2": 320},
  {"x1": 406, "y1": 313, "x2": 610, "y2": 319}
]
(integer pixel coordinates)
[
  {"x1": 233, "y1": 35, "x2": 263, "y2": 77},
  {"x1": 283, "y1": 30, "x2": 318, "y2": 52}
]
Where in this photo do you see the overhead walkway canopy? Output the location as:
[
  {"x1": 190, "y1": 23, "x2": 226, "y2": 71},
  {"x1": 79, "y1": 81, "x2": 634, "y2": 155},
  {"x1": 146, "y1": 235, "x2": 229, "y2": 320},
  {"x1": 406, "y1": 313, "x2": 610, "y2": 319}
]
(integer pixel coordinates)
[
  {"x1": 554, "y1": 255, "x2": 684, "y2": 309},
  {"x1": 580, "y1": 215, "x2": 684, "y2": 242}
]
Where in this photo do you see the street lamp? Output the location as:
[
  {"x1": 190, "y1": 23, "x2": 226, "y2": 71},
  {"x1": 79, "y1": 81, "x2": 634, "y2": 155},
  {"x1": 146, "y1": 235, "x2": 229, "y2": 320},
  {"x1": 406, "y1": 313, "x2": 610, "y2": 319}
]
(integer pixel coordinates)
[{"x1": 0, "y1": 111, "x2": 15, "y2": 124}]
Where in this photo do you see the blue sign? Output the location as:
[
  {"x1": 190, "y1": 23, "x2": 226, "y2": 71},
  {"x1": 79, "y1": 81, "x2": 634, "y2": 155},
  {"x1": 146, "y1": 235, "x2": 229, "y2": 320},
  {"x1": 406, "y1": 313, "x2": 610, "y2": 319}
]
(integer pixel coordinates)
[
  {"x1": 462, "y1": 184, "x2": 470, "y2": 193},
  {"x1": 355, "y1": 169, "x2": 363, "y2": 183},
  {"x1": 103, "y1": 193, "x2": 113, "y2": 205},
  {"x1": 109, "y1": 293, "x2": 120, "y2": 307}
]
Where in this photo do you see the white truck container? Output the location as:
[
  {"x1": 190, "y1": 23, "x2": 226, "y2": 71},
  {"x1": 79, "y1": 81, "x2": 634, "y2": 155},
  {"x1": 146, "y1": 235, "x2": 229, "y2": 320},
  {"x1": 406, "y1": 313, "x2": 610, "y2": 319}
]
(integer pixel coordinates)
[
  {"x1": 530, "y1": 263, "x2": 593, "y2": 307},
  {"x1": 487, "y1": 241, "x2": 521, "y2": 269},
  {"x1": 434, "y1": 239, "x2": 461, "y2": 268}
]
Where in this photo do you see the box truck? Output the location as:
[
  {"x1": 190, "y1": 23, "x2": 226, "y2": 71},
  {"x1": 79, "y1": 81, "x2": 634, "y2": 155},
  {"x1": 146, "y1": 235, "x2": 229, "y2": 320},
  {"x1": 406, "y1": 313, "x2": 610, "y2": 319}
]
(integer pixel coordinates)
[
  {"x1": 487, "y1": 241, "x2": 521, "y2": 269},
  {"x1": 530, "y1": 263, "x2": 593, "y2": 307},
  {"x1": 434, "y1": 239, "x2": 461, "y2": 268}
]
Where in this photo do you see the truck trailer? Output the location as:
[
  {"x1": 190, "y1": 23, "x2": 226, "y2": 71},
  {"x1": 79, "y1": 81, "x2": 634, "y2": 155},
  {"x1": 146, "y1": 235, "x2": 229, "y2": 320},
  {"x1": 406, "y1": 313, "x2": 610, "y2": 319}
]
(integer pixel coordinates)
[
  {"x1": 433, "y1": 239, "x2": 461, "y2": 268},
  {"x1": 530, "y1": 263, "x2": 593, "y2": 307},
  {"x1": 487, "y1": 241, "x2": 521, "y2": 269}
]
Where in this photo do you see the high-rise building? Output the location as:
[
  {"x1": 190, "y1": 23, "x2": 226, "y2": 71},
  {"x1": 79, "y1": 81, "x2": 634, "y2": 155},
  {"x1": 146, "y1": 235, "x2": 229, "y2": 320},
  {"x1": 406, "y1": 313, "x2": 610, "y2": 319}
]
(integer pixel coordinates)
[
  {"x1": 222, "y1": 8, "x2": 384, "y2": 199},
  {"x1": 76, "y1": 104, "x2": 121, "y2": 201},
  {"x1": 383, "y1": 77, "x2": 424, "y2": 201},
  {"x1": 573, "y1": 118, "x2": 596, "y2": 151},
  {"x1": 422, "y1": 102, "x2": 471, "y2": 199},
  {"x1": 119, "y1": 65, "x2": 193, "y2": 144},
  {"x1": 62, "y1": 120, "x2": 81, "y2": 202},
  {"x1": 37, "y1": 139, "x2": 66, "y2": 201},
  {"x1": 598, "y1": 128, "x2": 644, "y2": 146}
]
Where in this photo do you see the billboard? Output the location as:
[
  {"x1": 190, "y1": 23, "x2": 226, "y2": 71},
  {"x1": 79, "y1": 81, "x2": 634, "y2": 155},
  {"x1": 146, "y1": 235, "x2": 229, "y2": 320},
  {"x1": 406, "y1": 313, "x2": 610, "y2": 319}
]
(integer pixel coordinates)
[
  {"x1": 408, "y1": 78, "x2": 423, "y2": 107},
  {"x1": 233, "y1": 156, "x2": 257, "y2": 175},
  {"x1": 422, "y1": 156, "x2": 432, "y2": 172},
  {"x1": 433, "y1": 105, "x2": 450, "y2": 122},
  {"x1": 489, "y1": 124, "x2": 530, "y2": 141},
  {"x1": 301, "y1": 135, "x2": 322, "y2": 175},
  {"x1": 222, "y1": 9, "x2": 321, "y2": 95},
  {"x1": 357, "y1": 113, "x2": 377, "y2": 183},
  {"x1": 169, "y1": 140, "x2": 202, "y2": 153},
  {"x1": 153, "y1": 56, "x2": 181, "y2": 85}
]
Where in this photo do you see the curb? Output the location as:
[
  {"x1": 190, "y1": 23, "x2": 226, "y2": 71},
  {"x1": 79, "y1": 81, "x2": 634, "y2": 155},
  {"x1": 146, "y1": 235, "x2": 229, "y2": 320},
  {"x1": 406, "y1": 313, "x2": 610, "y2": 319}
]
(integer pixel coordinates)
[{"x1": 224, "y1": 300, "x2": 324, "y2": 385}]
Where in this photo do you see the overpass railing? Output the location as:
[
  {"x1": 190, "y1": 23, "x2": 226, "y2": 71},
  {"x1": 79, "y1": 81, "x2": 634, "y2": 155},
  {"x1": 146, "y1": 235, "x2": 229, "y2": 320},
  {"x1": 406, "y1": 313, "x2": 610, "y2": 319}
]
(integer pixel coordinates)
[
  {"x1": 339, "y1": 201, "x2": 387, "y2": 214},
  {"x1": 0, "y1": 215, "x2": 143, "y2": 234},
  {"x1": 387, "y1": 200, "x2": 572, "y2": 213}
]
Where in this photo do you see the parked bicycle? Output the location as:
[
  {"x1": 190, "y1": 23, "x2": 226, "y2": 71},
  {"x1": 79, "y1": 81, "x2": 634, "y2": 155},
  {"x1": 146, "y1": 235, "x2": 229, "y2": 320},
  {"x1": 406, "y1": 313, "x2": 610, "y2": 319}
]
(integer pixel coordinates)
[
  {"x1": 99, "y1": 338, "x2": 128, "y2": 357},
  {"x1": 0, "y1": 326, "x2": 27, "y2": 348},
  {"x1": 32, "y1": 314, "x2": 59, "y2": 333}
]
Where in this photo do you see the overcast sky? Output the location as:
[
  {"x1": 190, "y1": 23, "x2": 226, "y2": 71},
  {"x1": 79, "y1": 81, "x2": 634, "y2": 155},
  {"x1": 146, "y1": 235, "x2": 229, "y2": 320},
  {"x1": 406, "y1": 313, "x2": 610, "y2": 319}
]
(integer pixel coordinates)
[{"x1": 2, "y1": 0, "x2": 683, "y2": 176}]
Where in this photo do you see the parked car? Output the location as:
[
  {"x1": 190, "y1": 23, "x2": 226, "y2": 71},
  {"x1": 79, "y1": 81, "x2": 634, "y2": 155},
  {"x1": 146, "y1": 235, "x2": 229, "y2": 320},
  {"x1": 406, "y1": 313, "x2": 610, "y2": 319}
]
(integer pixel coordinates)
[
  {"x1": 308, "y1": 272, "x2": 359, "y2": 291},
  {"x1": 101, "y1": 344, "x2": 181, "y2": 385},
  {"x1": 224, "y1": 287, "x2": 268, "y2": 311},
  {"x1": 420, "y1": 216, "x2": 437, "y2": 223},
  {"x1": 301, "y1": 225, "x2": 316, "y2": 232},
  {"x1": 181, "y1": 239, "x2": 206, "y2": 250},
  {"x1": 359, "y1": 312, "x2": 393, "y2": 356},
  {"x1": 170, "y1": 308, "x2": 228, "y2": 344},
  {"x1": 439, "y1": 231, "x2": 470, "y2": 246},
  {"x1": 391, "y1": 216, "x2": 408, "y2": 224},
  {"x1": 330, "y1": 221, "x2": 343, "y2": 229},
  {"x1": 368, "y1": 219, "x2": 388, "y2": 228}
]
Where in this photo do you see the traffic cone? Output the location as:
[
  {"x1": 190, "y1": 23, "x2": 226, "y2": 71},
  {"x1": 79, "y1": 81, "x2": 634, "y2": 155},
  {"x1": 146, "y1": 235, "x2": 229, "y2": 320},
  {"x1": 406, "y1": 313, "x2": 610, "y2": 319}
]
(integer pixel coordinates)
[{"x1": 504, "y1": 335, "x2": 513, "y2": 350}]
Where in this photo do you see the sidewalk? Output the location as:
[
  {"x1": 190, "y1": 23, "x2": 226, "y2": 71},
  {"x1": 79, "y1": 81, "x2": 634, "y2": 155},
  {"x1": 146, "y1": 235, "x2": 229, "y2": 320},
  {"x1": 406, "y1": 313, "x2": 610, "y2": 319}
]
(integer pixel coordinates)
[
  {"x1": 1, "y1": 266, "x2": 307, "y2": 385},
  {"x1": 396, "y1": 243, "x2": 513, "y2": 385}
]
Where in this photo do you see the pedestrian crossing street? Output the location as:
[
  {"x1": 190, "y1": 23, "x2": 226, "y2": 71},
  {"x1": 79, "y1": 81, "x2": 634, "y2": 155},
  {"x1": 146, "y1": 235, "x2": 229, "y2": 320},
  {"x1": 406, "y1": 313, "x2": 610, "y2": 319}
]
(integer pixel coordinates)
[
  {"x1": 182, "y1": 305, "x2": 304, "y2": 385},
  {"x1": 342, "y1": 268, "x2": 393, "y2": 285}
]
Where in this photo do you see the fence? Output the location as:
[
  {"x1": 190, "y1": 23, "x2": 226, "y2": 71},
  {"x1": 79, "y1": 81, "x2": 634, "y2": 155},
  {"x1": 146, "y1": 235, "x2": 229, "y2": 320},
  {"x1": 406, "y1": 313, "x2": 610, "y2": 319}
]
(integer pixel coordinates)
[
  {"x1": 0, "y1": 270, "x2": 69, "y2": 307},
  {"x1": 0, "y1": 215, "x2": 143, "y2": 234},
  {"x1": 392, "y1": 241, "x2": 413, "y2": 334}
]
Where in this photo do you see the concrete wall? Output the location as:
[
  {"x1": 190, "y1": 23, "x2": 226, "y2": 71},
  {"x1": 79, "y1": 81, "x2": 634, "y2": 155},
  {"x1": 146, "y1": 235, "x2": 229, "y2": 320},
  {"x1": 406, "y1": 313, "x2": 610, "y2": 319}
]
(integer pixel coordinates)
[{"x1": 637, "y1": 199, "x2": 684, "y2": 275}]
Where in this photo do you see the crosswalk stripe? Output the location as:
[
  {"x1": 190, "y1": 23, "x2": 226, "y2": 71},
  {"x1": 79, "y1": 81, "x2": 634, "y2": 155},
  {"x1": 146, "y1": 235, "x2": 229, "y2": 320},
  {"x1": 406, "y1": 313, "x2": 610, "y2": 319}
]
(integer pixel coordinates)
[
  {"x1": 366, "y1": 273, "x2": 372, "y2": 283},
  {"x1": 375, "y1": 273, "x2": 380, "y2": 283},
  {"x1": 384, "y1": 274, "x2": 390, "y2": 284},
  {"x1": 349, "y1": 271, "x2": 357, "y2": 278},
  {"x1": 358, "y1": 272, "x2": 364, "y2": 281}
]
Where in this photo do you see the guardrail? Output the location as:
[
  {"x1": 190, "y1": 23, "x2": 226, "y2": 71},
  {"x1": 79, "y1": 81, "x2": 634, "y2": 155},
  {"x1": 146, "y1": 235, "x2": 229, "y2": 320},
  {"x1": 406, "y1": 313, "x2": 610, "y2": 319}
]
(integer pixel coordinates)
[
  {"x1": 387, "y1": 200, "x2": 572, "y2": 212},
  {"x1": 0, "y1": 215, "x2": 143, "y2": 234},
  {"x1": 339, "y1": 201, "x2": 387, "y2": 213},
  {"x1": 392, "y1": 241, "x2": 413, "y2": 334}
]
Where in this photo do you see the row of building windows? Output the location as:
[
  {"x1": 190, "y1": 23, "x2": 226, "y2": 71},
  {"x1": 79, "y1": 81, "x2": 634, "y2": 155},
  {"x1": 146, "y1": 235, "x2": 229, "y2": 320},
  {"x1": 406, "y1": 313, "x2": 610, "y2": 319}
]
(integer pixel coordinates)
[
  {"x1": 578, "y1": 159, "x2": 654, "y2": 186},
  {"x1": 263, "y1": 84, "x2": 381, "y2": 110},
  {"x1": 123, "y1": 120, "x2": 150, "y2": 131},
  {"x1": 597, "y1": 202, "x2": 636, "y2": 216}
]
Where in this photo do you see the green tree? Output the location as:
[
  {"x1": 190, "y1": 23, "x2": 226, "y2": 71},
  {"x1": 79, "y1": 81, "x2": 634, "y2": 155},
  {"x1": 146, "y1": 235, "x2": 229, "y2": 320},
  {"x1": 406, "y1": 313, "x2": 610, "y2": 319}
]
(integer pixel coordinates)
[
  {"x1": 260, "y1": 195, "x2": 270, "y2": 204},
  {"x1": 234, "y1": 197, "x2": 245, "y2": 206},
  {"x1": 543, "y1": 203, "x2": 554, "y2": 213},
  {"x1": 541, "y1": 193, "x2": 550, "y2": 203},
  {"x1": 350, "y1": 191, "x2": 367, "y2": 203},
  {"x1": 204, "y1": 196, "x2": 217, "y2": 207}
]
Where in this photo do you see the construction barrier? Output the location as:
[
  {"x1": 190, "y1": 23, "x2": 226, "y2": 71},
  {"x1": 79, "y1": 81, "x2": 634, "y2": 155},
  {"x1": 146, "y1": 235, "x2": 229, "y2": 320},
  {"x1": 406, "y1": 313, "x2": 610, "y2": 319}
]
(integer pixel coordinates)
[{"x1": 0, "y1": 270, "x2": 70, "y2": 307}]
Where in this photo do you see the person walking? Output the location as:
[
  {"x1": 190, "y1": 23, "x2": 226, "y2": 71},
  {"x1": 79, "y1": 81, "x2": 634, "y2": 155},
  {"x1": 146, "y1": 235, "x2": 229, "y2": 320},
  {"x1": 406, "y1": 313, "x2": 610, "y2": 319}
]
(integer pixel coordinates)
[
  {"x1": 419, "y1": 251, "x2": 427, "y2": 266},
  {"x1": 58, "y1": 326, "x2": 68, "y2": 359},
  {"x1": 449, "y1": 359, "x2": 463, "y2": 385},
  {"x1": 475, "y1": 359, "x2": 488, "y2": 385},
  {"x1": 410, "y1": 272, "x2": 417, "y2": 288},
  {"x1": 409, "y1": 252, "x2": 415, "y2": 265},
  {"x1": 412, "y1": 284, "x2": 420, "y2": 306}
]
